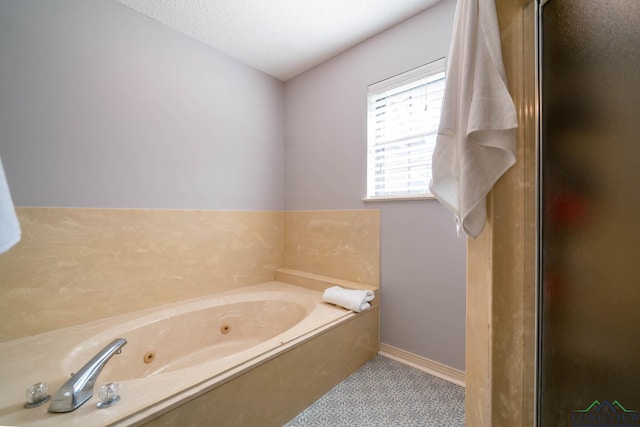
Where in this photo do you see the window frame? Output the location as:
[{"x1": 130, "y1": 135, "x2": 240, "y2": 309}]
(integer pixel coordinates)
[{"x1": 363, "y1": 58, "x2": 446, "y2": 202}]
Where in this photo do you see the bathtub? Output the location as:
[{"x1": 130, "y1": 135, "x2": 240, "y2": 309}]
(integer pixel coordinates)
[{"x1": 0, "y1": 279, "x2": 379, "y2": 426}]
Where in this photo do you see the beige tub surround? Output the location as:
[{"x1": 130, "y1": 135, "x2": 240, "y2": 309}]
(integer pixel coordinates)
[
  {"x1": 284, "y1": 210, "x2": 380, "y2": 286},
  {"x1": 0, "y1": 207, "x2": 381, "y2": 425},
  {"x1": 0, "y1": 208, "x2": 284, "y2": 341},
  {"x1": 0, "y1": 281, "x2": 379, "y2": 427},
  {"x1": 0, "y1": 208, "x2": 380, "y2": 342}
]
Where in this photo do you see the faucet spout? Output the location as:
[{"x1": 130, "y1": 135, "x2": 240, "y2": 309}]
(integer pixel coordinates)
[{"x1": 48, "y1": 338, "x2": 127, "y2": 413}]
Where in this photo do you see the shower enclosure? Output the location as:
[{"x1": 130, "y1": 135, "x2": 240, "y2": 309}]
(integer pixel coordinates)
[{"x1": 537, "y1": 0, "x2": 640, "y2": 425}]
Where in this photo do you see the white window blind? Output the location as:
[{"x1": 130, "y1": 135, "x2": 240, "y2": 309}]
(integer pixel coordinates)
[{"x1": 366, "y1": 58, "x2": 446, "y2": 200}]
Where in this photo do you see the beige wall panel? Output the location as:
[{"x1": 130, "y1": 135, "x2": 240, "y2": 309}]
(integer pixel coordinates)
[
  {"x1": 284, "y1": 210, "x2": 380, "y2": 286},
  {"x1": 0, "y1": 208, "x2": 284, "y2": 341}
]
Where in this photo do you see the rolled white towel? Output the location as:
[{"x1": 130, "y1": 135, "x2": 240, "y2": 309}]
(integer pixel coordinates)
[{"x1": 322, "y1": 286, "x2": 375, "y2": 313}]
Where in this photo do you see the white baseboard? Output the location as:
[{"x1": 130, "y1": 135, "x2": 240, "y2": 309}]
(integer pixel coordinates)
[{"x1": 378, "y1": 343, "x2": 465, "y2": 388}]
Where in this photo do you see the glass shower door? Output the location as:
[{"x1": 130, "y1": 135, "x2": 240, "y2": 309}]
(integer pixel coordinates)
[{"x1": 538, "y1": 0, "x2": 640, "y2": 425}]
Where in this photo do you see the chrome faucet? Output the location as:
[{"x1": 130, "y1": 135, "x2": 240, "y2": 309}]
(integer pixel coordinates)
[{"x1": 48, "y1": 338, "x2": 127, "y2": 413}]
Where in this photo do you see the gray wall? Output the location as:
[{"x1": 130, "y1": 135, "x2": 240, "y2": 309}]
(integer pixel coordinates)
[
  {"x1": 283, "y1": 0, "x2": 466, "y2": 370},
  {"x1": 0, "y1": 0, "x2": 284, "y2": 210}
]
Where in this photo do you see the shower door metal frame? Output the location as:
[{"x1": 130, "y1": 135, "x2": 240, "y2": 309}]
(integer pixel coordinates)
[
  {"x1": 534, "y1": 0, "x2": 547, "y2": 425},
  {"x1": 536, "y1": 1, "x2": 565, "y2": 423}
]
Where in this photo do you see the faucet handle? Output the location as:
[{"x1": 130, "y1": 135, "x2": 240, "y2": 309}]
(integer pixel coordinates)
[
  {"x1": 97, "y1": 383, "x2": 120, "y2": 409},
  {"x1": 24, "y1": 383, "x2": 50, "y2": 408}
]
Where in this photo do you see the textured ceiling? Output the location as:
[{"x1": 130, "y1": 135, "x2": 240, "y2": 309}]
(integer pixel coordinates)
[{"x1": 115, "y1": 0, "x2": 442, "y2": 81}]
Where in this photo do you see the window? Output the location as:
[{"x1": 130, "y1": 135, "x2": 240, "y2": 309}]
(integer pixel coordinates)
[{"x1": 366, "y1": 58, "x2": 446, "y2": 200}]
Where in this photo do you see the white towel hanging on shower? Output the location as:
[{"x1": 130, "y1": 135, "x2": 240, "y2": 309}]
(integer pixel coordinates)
[
  {"x1": 429, "y1": 0, "x2": 518, "y2": 238},
  {"x1": 0, "y1": 156, "x2": 21, "y2": 254}
]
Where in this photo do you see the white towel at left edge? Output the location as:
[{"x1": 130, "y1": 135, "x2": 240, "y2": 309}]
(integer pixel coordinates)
[
  {"x1": 322, "y1": 286, "x2": 375, "y2": 313},
  {"x1": 0, "y1": 156, "x2": 21, "y2": 254}
]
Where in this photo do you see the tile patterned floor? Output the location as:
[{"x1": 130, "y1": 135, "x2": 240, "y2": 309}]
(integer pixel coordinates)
[{"x1": 284, "y1": 354, "x2": 465, "y2": 427}]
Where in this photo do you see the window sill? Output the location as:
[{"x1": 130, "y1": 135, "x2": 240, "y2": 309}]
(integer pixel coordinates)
[{"x1": 362, "y1": 195, "x2": 437, "y2": 202}]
